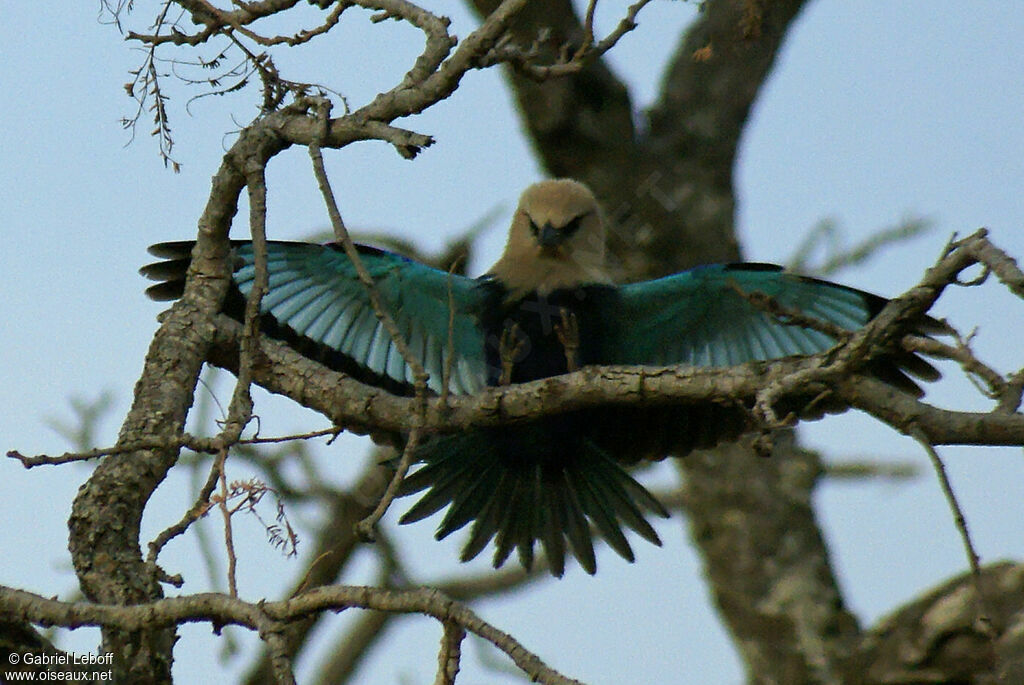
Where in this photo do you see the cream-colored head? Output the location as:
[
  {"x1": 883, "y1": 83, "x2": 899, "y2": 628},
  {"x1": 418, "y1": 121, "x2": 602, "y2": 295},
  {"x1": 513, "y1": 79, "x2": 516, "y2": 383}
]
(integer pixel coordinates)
[{"x1": 487, "y1": 179, "x2": 611, "y2": 297}]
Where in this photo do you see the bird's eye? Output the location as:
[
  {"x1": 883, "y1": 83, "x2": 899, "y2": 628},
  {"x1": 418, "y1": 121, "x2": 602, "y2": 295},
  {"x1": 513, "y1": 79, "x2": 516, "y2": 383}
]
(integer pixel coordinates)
[
  {"x1": 561, "y1": 216, "x2": 583, "y2": 238},
  {"x1": 528, "y1": 219, "x2": 540, "y2": 236}
]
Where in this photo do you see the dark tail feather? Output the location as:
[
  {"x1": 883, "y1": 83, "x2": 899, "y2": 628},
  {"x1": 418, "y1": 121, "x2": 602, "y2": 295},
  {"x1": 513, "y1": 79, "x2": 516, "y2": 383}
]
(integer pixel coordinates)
[
  {"x1": 860, "y1": 296, "x2": 950, "y2": 397},
  {"x1": 459, "y1": 465, "x2": 516, "y2": 564},
  {"x1": 398, "y1": 446, "x2": 494, "y2": 525},
  {"x1": 572, "y1": 466, "x2": 636, "y2": 563},
  {"x1": 537, "y1": 477, "x2": 567, "y2": 577},
  {"x1": 582, "y1": 445, "x2": 666, "y2": 545},
  {"x1": 558, "y1": 469, "x2": 598, "y2": 574},
  {"x1": 492, "y1": 473, "x2": 534, "y2": 569},
  {"x1": 397, "y1": 425, "x2": 667, "y2": 576}
]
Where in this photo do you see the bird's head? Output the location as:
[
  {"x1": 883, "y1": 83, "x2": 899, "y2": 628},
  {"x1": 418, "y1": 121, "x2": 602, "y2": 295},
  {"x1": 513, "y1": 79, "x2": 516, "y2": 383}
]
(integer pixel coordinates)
[
  {"x1": 515, "y1": 179, "x2": 604, "y2": 259},
  {"x1": 489, "y1": 179, "x2": 611, "y2": 295}
]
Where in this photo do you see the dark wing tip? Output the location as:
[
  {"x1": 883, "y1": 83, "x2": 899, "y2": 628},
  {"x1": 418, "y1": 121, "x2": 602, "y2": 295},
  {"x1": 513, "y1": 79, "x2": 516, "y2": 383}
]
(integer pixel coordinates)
[
  {"x1": 139, "y1": 257, "x2": 190, "y2": 281},
  {"x1": 140, "y1": 242, "x2": 195, "y2": 302},
  {"x1": 144, "y1": 281, "x2": 186, "y2": 302},
  {"x1": 146, "y1": 241, "x2": 196, "y2": 259}
]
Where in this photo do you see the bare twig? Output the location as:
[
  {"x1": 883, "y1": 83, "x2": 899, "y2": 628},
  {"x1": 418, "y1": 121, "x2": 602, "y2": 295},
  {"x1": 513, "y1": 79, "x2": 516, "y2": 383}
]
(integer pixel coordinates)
[
  {"x1": 307, "y1": 97, "x2": 431, "y2": 534},
  {"x1": 307, "y1": 97, "x2": 429, "y2": 392},
  {"x1": 822, "y1": 459, "x2": 919, "y2": 482},
  {"x1": 909, "y1": 428, "x2": 995, "y2": 640},
  {"x1": 216, "y1": 167, "x2": 271, "y2": 447},
  {"x1": 354, "y1": 426, "x2": 423, "y2": 539},
  {"x1": 292, "y1": 552, "x2": 335, "y2": 598},
  {"x1": 481, "y1": 0, "x2": 655, "y2": 79},
  {"x1": 903, "y1": 331, "x2": 1007, "y2": 399},
  {"x1": 310, "y1": 552, "x2": 547, "y2": 684},
  {"x1": 242, "y1": 426, "x2": 344, "y2": 446},
  {"x1": 215, "y1": 448, "x2": 239, "y2": 597},
  {"x1": 147, "y1": 457, "x2": 221, "y2": 571},
  {"x1": 8, "y1": 427, "x2": 343, "y2": 469},
  {"x1": 730, "y1": 280, "x2": 852, "y2": 342},
  {"x1": 8, "y1": 442, "x2": 182, "y2": 468},
  {"x1": 578, "y1": 0, "x2": 599, "y2": 55},
  {"x1": 440, "y1": 257, "x2": 464, "y2": 407}
]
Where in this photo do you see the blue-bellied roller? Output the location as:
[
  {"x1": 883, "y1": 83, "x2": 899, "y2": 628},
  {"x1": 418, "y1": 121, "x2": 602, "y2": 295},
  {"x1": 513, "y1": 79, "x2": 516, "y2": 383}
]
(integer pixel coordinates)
[{"x1": 142, "y1": 179, "x2": 942, "y2": 576}]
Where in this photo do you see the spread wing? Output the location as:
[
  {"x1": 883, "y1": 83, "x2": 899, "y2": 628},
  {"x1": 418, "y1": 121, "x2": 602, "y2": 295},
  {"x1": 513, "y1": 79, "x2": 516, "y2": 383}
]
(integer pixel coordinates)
[
  {"x1": 606, "y1": 263, "x2": 941, "y2": 394},
  {"x1": 142, "y1": 241, "x2": 489, "y2": 395}
]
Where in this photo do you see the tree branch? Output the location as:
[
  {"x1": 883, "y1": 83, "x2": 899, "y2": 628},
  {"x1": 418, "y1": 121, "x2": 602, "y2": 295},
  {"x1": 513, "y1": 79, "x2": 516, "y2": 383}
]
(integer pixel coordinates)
[
  {"x1": 0, "y1": 584, "x2": 582, "y2": 685},
  {"x1": 195, "y1": 228, "x2": 1024, "y2": 450}
]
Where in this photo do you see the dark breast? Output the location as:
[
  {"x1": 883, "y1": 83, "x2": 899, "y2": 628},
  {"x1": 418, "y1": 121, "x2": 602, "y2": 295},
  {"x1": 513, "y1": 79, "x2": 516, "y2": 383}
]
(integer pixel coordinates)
[
  {"x1": 475, "y1": 282, "x2": 618, "y2": 386},
  {"x1": 473, "y1": 279, "x2": 753, "y2": 464}
]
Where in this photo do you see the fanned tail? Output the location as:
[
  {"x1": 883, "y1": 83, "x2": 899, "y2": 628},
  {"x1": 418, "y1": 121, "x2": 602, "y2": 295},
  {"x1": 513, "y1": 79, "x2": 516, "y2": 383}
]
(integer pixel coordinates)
[{"x1": 397, "y1": 421, "x2": 668, "y2": 577}]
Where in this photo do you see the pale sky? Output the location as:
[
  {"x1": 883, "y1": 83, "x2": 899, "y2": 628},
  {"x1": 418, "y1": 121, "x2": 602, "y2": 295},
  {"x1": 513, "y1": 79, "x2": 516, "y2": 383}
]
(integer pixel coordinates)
[{"x1": 2, "y1": 2, "x2": 1023, "y2": 683}]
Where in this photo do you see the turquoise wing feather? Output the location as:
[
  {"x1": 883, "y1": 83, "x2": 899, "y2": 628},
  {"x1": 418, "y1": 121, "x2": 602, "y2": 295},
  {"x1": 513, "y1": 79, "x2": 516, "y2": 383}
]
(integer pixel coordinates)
[
  {"x1": 229, "y1": 242, "x2": 488, "y2": 395},
  {"x1": 607, "y1": 264, "x2": 881, "y2": 367}
]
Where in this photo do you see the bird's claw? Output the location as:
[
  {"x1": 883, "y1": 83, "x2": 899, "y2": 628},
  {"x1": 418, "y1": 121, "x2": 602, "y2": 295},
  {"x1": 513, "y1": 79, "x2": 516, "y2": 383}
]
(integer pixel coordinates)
[{"x1": 555, "y1": 308, "x2": 580, "y2": 372}]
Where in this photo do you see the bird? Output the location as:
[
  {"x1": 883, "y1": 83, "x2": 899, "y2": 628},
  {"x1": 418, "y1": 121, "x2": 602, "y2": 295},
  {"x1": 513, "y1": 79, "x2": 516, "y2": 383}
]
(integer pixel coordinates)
[{"x1": 141, "y1": 179, "x2": 943, "y2": 577}]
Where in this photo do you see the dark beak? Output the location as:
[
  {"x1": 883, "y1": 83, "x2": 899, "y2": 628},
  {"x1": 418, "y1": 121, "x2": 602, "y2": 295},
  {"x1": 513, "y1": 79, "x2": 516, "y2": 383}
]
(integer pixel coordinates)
[{"x1": 537, "y1": 223, "x2": 562, "y2": 248}]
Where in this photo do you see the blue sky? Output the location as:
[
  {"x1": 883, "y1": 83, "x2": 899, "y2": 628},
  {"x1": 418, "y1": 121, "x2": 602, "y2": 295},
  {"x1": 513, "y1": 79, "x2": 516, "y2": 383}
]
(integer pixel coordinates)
[{"x1": 2, "y1": 2, "x2": 1023, "y2": 683}]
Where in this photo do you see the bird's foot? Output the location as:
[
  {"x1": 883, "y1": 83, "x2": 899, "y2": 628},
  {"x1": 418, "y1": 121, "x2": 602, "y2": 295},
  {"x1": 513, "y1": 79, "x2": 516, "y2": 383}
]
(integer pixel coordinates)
[
  {"x1": 555, "y1": 308, "x2": 580, "y2": 372},
  {"x1": 499, "y1": 322, "x2": 526, "y2": 385}
]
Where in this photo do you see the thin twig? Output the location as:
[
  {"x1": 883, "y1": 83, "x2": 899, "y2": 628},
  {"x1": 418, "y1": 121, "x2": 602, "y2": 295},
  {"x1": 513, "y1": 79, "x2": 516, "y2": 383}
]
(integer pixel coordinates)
[
  {"x1": 216, "y1": 168, "x2": 271, "y2": 446},
  {"x1": 354, "y1": 426, "x2": 423, "y2": 539},
  {"x1": 909, "y1": 427, "x2": 994, "y2": 638},
  {"x1": 215, "y1": 447, "x2": 240, "y2": 598},
  {"x1": 306, "y1": 97, "x2": 429, "y2": 391},
  {"x1": 8, "y1": 441, "x2": 185, "y2": 468},
  {"x1": 8, "y1": 427, "x2": 344, "y2": 469},
  {"x1": 310, "y1": 548, "x2": 546, "y2": 684},
  {"x1": 483, "y1": 0, "x2": 655, "y2": 79},
  {"x1": 307, "y1": 97, "x2": 431, "y2": 534},
  {"x1": 440, "y1": 257, "x2": 464, "y2": 407},
  {"x1": 292, "y1": 551, "x2": 335, "y2": 598},
  {"x1": 822, "y1": 459, "x2": 919, "y2": 481},
  {"x1": 577, "y1": 0, "x2": 599, "y2": 56},
  {"x1": 147, "y1": 457, "x2": 222, "y2": 568},
  {"x1": 730, "y1": 281, "x2": 852, "y2": 342},
  {"x1": 903, "y1": 332, "x2": 1007, "y2": 399}
]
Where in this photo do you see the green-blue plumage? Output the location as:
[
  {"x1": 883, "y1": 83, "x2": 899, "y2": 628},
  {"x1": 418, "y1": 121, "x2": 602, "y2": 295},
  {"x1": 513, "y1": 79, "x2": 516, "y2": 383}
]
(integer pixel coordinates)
[{"x1": 141, "y1": 240, "x2": 940, "y2": 576}]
